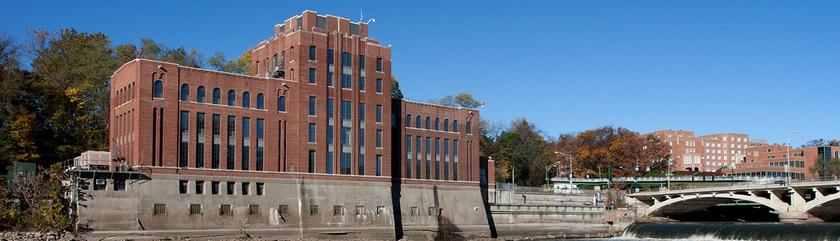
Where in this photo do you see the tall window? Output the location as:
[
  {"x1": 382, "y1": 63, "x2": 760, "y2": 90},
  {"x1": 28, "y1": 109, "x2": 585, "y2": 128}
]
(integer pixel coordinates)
[
  {"x1": 309, "y1": 46, "x2": 316, "y2": 60},
  {"x1": 308, "y1": 123, "x2": 316, "y2": 143},
  {"x1": 327, "y1": 99, "x2": 334, "y2": 174},
  {"x1": 308, "y1": 96, "x2": 316, "y2": 116},
  {"x1": 179, "y1": 111, "x2": 189, "y2": 167},
  {"x1": 376, "y1": 57, "x2": 382, "y2": 72},
  {"x1": 277, "y1": 95, "x2": 286, "y2": 112},
  {"x1": 375, "y1": 79, "x2": 382, "y2": 93},
  {"x1": 212, "y1": 88, "x2": 221, "y2": 104},
  {"x1": 425, "y1": 117, "x2": 431, "y2": 129},
  {"x1": 196, "y1": 86, "x2": 205, "y2": 103},
  {"x1": 358, "y1": 55, "x2": 365, "y2": 91},
  {"x1": 308, "y1": 150, "x2": 315, "y2": 173},
  {"x1": 242, "y1": 117, "x2": 250, "y2": 170},
  {"x1": 327, "y1": 49, "x2": 334, "y2": 87},
  {"x1": 227, "y1": 116, "x2": 235, "y2": 170},
  {"x1": 444, "y1": 119, "x2": 449, "y2": 132},
  {"x1": 415, "y1": 116, "x2": 421, "y2": 128},
  {"x1": 227, "y1": 90, "x2": 236, "y2": 106},
  {"x1": 341, "y1": 52, "x2": 352, "y2": 89},
  {"x1": 153, "y1": 80, "x2": 163, "y2": 98},
  {"x1": 453, "y1": 140, "x2": 459, "y2": 181},
  {"x1": 416, "y1": 136, "x2": 422, "y2": 179},
  {"x1": 196, "y1": 112, "x2": 205, "y2": 168},
  {"x1": 375, "y1": 105, "x2": 382, "y2": 123},
  {"x1": 180, "y1": 84, "x2": 189, "y2": 101},
  {"x1": 242, "y1": 92, "x2": 250, "y2": 108},
  {"x1": 435, "y1": 138, "x2": 441, "y2": 180},
  {"x1": 309, "y1": 68, "x2": 316, "y2": 84},
  {"x1": 444, "y1": 139, "x2": 449, "y2": 180},
  {"x1": 406, "y1": 136, "x2": 412, "y2": 178},
  {"x1": 212, "y1": 114, "x2": 220, "y2": 169},
  {"x1": 376, "y1": 155, "x2": 382, "y2": 176},
  {"x1": 358, "y1": 103, "x2": 366, "y2": 175},
  {"x1": 255, "y1": 94, "x2": 264, "y2": 109},
  {"x1": 434, "y1": 118, "x2": 440, "y2": 131},
  {"x1": 405, "y1": 114, "x2": 411, "y2": 127},
  {"x1": 466, "y1": 121, "x2": 472, "y2": 134},
  {"x1": 425, "y1": 137, "x2": 431, "y2": 179},
  {"x1": 340, "y1": 100, "x2": 352, "y2": 175},
  {"x1": 256, "y1": 118, "x2": 264, "y2": 171},
  {"x1": 376, "y1": 129, "x2": 382, "y2": 148},
  {"x1": 453, "y1": 120, "x2": 459, "y2": 133}
]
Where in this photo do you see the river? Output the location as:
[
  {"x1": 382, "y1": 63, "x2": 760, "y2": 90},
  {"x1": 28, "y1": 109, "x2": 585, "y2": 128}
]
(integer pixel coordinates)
[{"x1": 567, "y1": 222, "x2": 840, "y2": 241}]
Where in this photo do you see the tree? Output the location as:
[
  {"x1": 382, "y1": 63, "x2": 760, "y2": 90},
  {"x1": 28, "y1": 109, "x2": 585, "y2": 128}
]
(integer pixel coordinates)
[
  {"x1": 802, "y1": 139, "x2": 840, "y2": 148},
  {"x1": 1, "y1": 164, "x2": 70, "y2": 231},
  {"x1": 206, "y1": 50, "x2": 250, "y2": 75},
  {"x1": 391, "y1": 77, "x2": 403, "y2": 99},
  {"x1": 811, "y1": 157, "x2": 840, "y2": 178},
  {"x1": 492, "y1": 119, "x2": 552, "y2": 186},
  {"x1": 430, "y1": 92, "x2": 484, "y2": 108}
]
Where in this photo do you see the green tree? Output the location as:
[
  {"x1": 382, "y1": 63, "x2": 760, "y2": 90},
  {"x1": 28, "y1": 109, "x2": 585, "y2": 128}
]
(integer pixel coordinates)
[
  {"x1": 811, "y1": 158, "x2": 840, "y2": 178},
  {"x1": 206, "y1": 50, "x2": 250, "y2": 74},
  {"x1": 430, "y1": 92, "x2": 484, "y2": 108},
  {"x1": 391, "y1": 77, "x2": 404, "y2": 99},
  {"x1": 492, "y1": 119, "x2": 552, "y2": 186}
]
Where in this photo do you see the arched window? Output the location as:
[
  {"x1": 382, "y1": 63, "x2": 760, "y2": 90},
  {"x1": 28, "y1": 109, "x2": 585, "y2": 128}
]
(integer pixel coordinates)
[
  {"x1": 453, "y1": 120, "x2": 459, "y2": 133},
  {"x1": 180, "y1": 84, "x2": 189, "y2": 101},
  {"x1": 196, "y1": 86, "x2": 205, "y2": 103},
  {"x1": 212, "y1": 88, "x2": 221, "y2": 104},
  {"x1": 278, "y1": 95, "x2": 287, "y2": 112},
  {"x1": 425, "y1": 117, "x2": 431, "y2": 129},
  {"x1": 153, "y1": 80, "x2": 163, "y2": 98},
  {"x1": 415, "y1": 116, "x2": 421, "y2": 128},
  {"x1": 227, "y1": 90, "x2": 236, "y2": 106},
  {"x1": 405, "y1": 114, "x2": 411, "y2": 127},
  {"x1": 242, "y1": 91, "x2": 250, "y2": 108},
  {"x1": 444, "y1": 119, "x2": 450, "y2": 132},
  {"x1": 434, "y1": 118, "x2": 440, "y2": 131},
  {"x1": 256, "y1": 93, "x2": 265, "y2": 109}
]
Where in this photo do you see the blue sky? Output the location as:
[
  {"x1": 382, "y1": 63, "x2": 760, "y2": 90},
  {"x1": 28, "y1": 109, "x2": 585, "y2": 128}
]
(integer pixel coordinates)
[{"x1": 3, "y1": 0, "x2": 838, "y2": 145}]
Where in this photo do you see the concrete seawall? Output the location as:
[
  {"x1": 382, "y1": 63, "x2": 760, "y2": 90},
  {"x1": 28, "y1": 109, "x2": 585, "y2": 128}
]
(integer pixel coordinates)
[{"x1": 76, "y1": 173, "x2": 633, "y2": 240}]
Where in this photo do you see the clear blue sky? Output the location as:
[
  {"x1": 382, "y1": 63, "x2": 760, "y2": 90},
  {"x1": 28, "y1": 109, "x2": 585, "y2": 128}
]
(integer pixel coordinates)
[{"x1": 3, "y1": 0, "x2": 838, "y2": 145}]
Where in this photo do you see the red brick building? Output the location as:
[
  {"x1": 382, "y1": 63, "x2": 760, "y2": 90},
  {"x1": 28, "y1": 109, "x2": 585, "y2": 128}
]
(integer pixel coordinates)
[
  {"x1": 733, "y1": 145, "x2": 840, "y2": 180},
  {"x1": 650, "y1": 130, "x2": 762, "y2": 173},
  {"x1": 109, "y1": 10, "x2": 481, "y2": 183}
]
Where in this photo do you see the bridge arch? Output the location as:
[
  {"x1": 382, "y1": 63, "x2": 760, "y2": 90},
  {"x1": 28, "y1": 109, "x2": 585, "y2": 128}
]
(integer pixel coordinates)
[
  {"x1": 800, "y1": 192, "x2": 840, "y2": 212},
  {"x1": 646, "y1": 193, "x2": 789, "y2": 216}
]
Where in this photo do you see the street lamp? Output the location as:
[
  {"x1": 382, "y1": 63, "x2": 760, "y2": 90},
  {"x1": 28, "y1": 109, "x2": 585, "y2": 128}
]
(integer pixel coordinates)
[
  {"x1": 555, "y1": 151, "x2": 573, "y2": 184},
  {"x1": 786, "y1": 131, "x2": 799, "y2": 186},
  {"x1": 544, "y1": 161, "x2": 562, "y2": 188}
]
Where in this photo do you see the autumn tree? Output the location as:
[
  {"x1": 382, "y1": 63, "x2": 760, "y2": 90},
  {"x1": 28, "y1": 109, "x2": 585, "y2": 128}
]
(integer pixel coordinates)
[{"x1": 207, "y1": 50, "x2": 251, "y2": 74}]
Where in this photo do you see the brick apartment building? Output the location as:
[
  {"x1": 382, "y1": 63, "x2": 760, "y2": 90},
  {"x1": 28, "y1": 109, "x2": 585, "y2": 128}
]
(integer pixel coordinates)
[
  {"x1": 651, "y1": 130, "x2": 760, "y2": 173},
  {"x1": 92, "y1": 10, "x2": 491, "y2": 233},
  {"x1": 651, "y1": 129, "x2": 839, "y2": 180}
]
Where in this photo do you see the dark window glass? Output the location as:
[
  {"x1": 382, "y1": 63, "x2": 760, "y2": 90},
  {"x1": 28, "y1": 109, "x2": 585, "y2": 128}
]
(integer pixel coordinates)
[
  {"x1": 179, "y1": 180, "x2": 188, "y2": 194},
  {"x1": 453, "y1": 120, "x2": 459, "y2": 133},
  {"x1": 406, "y1": 114, "x2": 411, "y2": 127},
  {"x1": 154, "y1": 204, "x2": 166, "y2": 215},
  {"x1": 309, "y1": 46, "x2": 316, "y2": 60},
  {"x1": 227, "y1": 90, "x2": 235, "y2": 106},
  {"x1": 242, "y1": 92, "x2": 250, "y2": 108},
  {"x1": 444, "y1": 119, "x2": 449, "y2": 132},
  {"x1": 220, "y1": 204, "x2": 232, "y2": 215},
  {"x1": 453, "y1": 140, "x2": 459, "y2": 181},
  {"x1": 242, "y1": 117, "x2": 250, "y2": 170},
  {"x1": 153, "y1": 80, "x2": 163, "y2": 98},
  {"x1": 212, "y1": 88, "x2": 220, "y2": 104},
  {"x1": 375, "y1": 79, "x2": 382, "y2": 93},
  {"x1": 180, "y1": 84, "x2": 189, "y2": 101},
  {"x1": 435, "y1": 118, "x2": 440, "y2": 131},
  {"x1": 341, "y1": 52, "x2": 352, "y2": 88},
  {"x1": 415, "y1": 116, "x2": 421, "y2": 128},
  {"x1": 309, "y1": 68, "x2": 316, "y2": 84},
  {"x1": 426, "y1": 137, "x2": 431, "y2": 179},
  {"x1": 256, "y1": 182, "x2": 264, "y2": 195},
  {"x1": 196, "y1": 86, "x2": 205, "y2": 103},
  {"x1": 376, "y1": 129, "x2": 382, "y2": 148},
  {"x1": 211, "y1": 181, "x2": 219, "y2": 194},
  {"x1": 375, "y1": 105, "x2": 382, "y2": 123},
  {"x1": 308, "y1": 150, "x2": 316, "y2": 173},
  {"x1": 278, "y1": 95, "x2": 286, "y2": 112},
  {"x1": 195, "y1": 180, "x2": 204, "y2": 194},
  {"x1": 308, "y1": 123, "x2": 316, "y2": 143},
  {"x1": 242, "y1": 182, "x2": 250, "y2": 195},
  {"x1": 376, "y1": 58, "x2": 382, "y2": 72},
  {"x1": 256, "y1": 94, "x2": 264, "y2": 109},
  {"x1": 226, "y1": 181, "x2": 235, "y2": 195},
  {"x1": 256, "y1": 118, "x2": 264, "y2": 171},
  {"x1": 179, "y1": 111, "x2": 189, "y2": 167},
  {"x1": 113, "y1": 179, "x2": 126, "y2": 191},
  {"x1": 227, "y1": 116, "x2": 235, "y2": 170},
  {"x1": 212, "y1": 114, "x2": 220, "y2": 169},
  {"x1": 466, "y1": 121, "x2": 472, "y2": 134},
  {"x1": 376, "y1": 155, "x2": 382, "y2": 176},
  {"x1": 406, "y1": 136, "x2": 412, "y2": 178},
  {"x1": 196, "y1": 112, "x2": 205, "y2": 168},
  {"x1": 309, "y1": 96, "x2": 316, "y2": 116},
  {"x1": 425, "y1": 117, "x2": 431, "y2": 129}
]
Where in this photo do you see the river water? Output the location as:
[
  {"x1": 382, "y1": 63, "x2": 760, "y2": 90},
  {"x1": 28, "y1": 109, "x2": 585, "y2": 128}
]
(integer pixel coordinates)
[{"x1": 567, "y1": 222, "x2": 840, "y2": 241}]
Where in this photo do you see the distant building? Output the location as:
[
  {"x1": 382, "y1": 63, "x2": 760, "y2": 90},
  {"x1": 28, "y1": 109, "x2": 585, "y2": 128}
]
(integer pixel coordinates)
[
  {"x1": 650, "y1": 130, "x2": 762, "y2": 173},
  {"x1": 733, "y1": 145, "x2": 840, "y2": 180}
]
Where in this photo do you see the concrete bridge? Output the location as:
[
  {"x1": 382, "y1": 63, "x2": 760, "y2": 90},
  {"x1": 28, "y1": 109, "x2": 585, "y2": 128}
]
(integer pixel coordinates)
[{"x1": 628, "y1": 180, "x2": 840, "y2": 222}]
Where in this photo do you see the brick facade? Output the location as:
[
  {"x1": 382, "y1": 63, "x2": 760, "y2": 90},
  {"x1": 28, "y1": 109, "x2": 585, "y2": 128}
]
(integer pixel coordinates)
[{"x1": 109, "y1": 10, "x2": 482, "y2": 184}]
